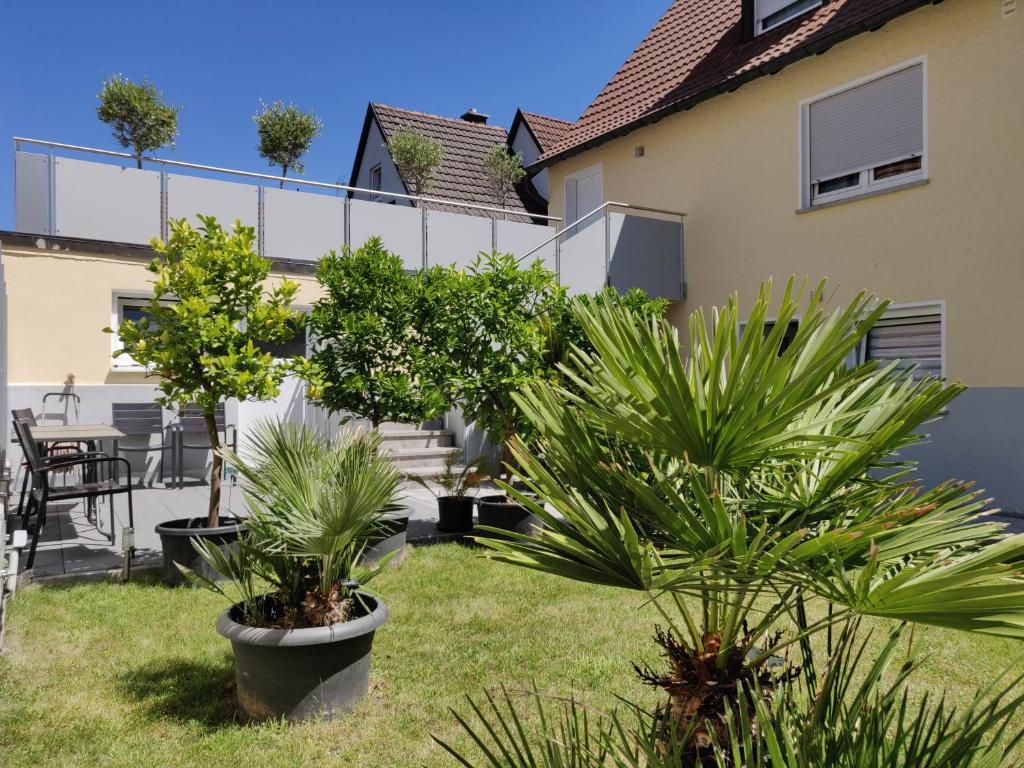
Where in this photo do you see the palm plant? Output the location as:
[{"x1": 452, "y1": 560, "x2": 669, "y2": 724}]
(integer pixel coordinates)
[
  {"x1": 474, "y1": 277, "x2": 1024, "y2": 757},
  {"x1": 411, "y1": 450, "x2": 492, "y2": 499},
  {"x1": 437, "y1": 621, "x2": 1024, "y2": 767},
  {"x1": 184, "y1": 420, "x2": 403, "y2": 628}
]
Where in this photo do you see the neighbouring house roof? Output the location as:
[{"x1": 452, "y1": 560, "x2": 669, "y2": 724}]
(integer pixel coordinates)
[
  {"x1": 511, "y1": 110, "x2": 574, "y2": 154},
  {"x1": 348, "y1": 103, "x2": 540, "y2": 219},
  {"x1": 535, "y1": 0, "x2": 940, "y2": 168}
]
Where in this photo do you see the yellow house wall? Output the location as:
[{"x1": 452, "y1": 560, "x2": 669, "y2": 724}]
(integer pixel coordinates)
[
  {"x1": 547, "y1": 0, "x2": 1023, "y2": 387},
  {"x1": 1, "y1": 244, "x2": 322, "y2": 385}
]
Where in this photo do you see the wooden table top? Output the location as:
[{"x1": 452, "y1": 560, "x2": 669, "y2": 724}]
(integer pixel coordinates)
[{"x1": 28, "y1": 423, "x2": 127, "y2": 442}]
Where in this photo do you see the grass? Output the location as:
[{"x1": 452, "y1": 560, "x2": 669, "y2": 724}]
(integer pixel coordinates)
[{"x1": 1, "y1": 543, "x2": 1023, "y2": 767}]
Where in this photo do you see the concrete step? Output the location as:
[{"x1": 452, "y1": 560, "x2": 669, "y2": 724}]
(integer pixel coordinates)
[
  {"x1": 379, "y1": 420, "x2": 445, "y2": 433},
  {"x1": 378, "y1": 430, "x2": 454, "y2": 449},
  {"x1": 384, "y1": 446, "x2": 461, "y2": 469}
]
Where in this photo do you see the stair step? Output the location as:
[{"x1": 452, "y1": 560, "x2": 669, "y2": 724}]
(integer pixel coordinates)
[
  {"x1": 384, "y1": 446, "x2": 461, "y2": 469},
  {"x1": 378, "y1": 430, "x2": 454, "y2": 449}
]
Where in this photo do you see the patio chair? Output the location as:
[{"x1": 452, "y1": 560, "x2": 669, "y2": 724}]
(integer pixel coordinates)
[
  {"x1": 174, "y1": 404, "x2": 237, "y2": 488},
  {"x1": 12, "y1": 418, "x2": 133, "y2": 570},
  {"x1": 40, "y1": 391, "x2": 81, "y2": 426},
  {"x1": 9, "y1": 408, "x2": 91, "y2": 520},
  {"x1": 111, "y1": 403, "x2": 175, "y2": 486}
]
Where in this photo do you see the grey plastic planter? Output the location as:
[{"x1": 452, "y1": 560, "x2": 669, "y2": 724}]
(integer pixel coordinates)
[
  {"x1": 361, "y1": 510, "x2": 409, "y2": 566},
  {"x1": 217, "y1": 595, "x2": 388, "y2": 722},
  {"x1": 155, "y1": 516, "x2": 246, "y2": 586},
  {"x1": 476, "y1": 495, "x2": 541, "y2": 536}
]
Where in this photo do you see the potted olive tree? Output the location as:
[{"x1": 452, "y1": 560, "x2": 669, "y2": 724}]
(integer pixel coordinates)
[
  {"x1": 185, "y1": 420, "x2": 403, "y2": 722},
  {"x1": 410, "y1": 450, "x2": 491, "y2": 533},
  {"x1": 110, "y1": 215, "x2": 305, "y2": 583}
]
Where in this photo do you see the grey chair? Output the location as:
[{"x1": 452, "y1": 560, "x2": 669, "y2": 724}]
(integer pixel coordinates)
[
  {"x1": 12, "y1": 418, "x2": 133, "y2": 569},
  {"x1": 111, "y1": 403, "x2": 175, "y2": 486},
  {"x1": 174, "y1": 404, "x2": 237, "y2": 488},
  {"x1": 10, "y1": 408, "x2": 91, "y2": 520},
  {"x1": 40, "y1": 392, "x2": 81, "y2": 426}
]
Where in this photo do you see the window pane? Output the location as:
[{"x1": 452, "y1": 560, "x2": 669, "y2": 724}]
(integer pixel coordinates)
[
  {"x1": 761, "y1": 0, "x2": 821, "y2": 31},
  {"x1": 872, "y1": 156, "x2": 922, "y2": 181},
  {"x1": 763, "y1": 319, "x2": 799, "y2": 355},
  {"x1": 816, "y1": 172, "x2": 860, "y2": 195},
  {"x1": 257, "y1": 321, "x2": 307, "y2": 359},
  {"x1": 121, "y1": 304, "x2": 152, "y2": 325}
]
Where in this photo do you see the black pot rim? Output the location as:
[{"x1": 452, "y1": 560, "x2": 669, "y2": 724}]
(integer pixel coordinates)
[
  {"x1": 216, "y1": 594, "x2": 388, "y2": 647},
  {"x1": 155, "y1": 516, "x2": 247, "y2": 537},
  {"x1": 438, "y1": 495, "x2": 475, "y2": 503}
]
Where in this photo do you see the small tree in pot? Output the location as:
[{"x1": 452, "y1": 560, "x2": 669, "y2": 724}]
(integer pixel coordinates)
[
  {"x1": 185, "y1": 420, "x2": 403, "y2": 721},
  {"x1": 97, "y1": 74, "x2": 180, "y2": 169},
  {"x1": 110, "y1": 216, "x2": 304, "y2": 578}
]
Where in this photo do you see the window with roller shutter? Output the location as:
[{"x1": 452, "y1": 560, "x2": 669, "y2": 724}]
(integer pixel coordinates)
[{"x1": 802, "y1": 60, "x2": 926, "y2": 207}]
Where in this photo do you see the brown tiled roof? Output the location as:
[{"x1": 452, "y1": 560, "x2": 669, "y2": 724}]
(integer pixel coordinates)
[
  {"x1": 518, "y1": 111, "x2": 574, "y2": 153},
  {"x1": 369, "y1": 103, "x2": 535, "y2": 220},
  {"x1": 536, "y1": 0, "x2": 938, "y2": 167}
]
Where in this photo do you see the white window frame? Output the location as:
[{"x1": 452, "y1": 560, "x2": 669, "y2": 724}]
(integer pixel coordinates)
[
  {"x1": 858, "y1": 300, "x2": 945, "y2": 378},
  {"x1": 110, "y1": 292, "x2": 175, "y2": 371},
  {"x1": 369, "y1": 164, "x2": 383, "y2": 201},
  {"x1": 798, "y1": 57, "x2": 928, "y2": 210},
  {"x1": 755, "y1": 0, "x2": 822, "y2": 34}
]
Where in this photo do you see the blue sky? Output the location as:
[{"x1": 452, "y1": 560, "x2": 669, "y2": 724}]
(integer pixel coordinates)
[{"x1": 0, "y1": 0, "x2": 668, "y2": 230}]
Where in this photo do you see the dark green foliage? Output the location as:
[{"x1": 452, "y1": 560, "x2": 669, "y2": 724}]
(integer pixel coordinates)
[
  {"x1": 307, "y1": 237, "x2": 453, "y2": 427},
  {"x1": 96, "y1": 75, "x2": 179, "y2": 168},
  {"x1": 254, "y1": 100, "x2": 322, "y2": 185}
]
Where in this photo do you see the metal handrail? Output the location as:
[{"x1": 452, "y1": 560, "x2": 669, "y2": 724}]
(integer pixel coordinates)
[
  {"x1": 517, "y1": 200, "x2": 685, "y2": 263},
  {"x1": 13, "y1": 136, "x2": 563, "y2": 223}
]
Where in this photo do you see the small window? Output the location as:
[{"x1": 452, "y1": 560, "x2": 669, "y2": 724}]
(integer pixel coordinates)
[
  {"x1": 369, "y1": 164, "x2": 382, "y2": 200},
  {"x1": 861, "y1": 304, "x2": 943, "y2": 380},
  {"x1": 256, "y1": 319, "x2": 308, "y2": 360},
  {"x1": 756, "y1": 0, "x2": 822, "y2": 34},
  {"x1": 804, "y1": 62, "x2": 926, "y2": 207},
  {"x1": 111, "y1": 295, "x2": 175, "y2": 370},
  {"x1": 739, "y1": 318, "x2": 800, "y2": 355}
]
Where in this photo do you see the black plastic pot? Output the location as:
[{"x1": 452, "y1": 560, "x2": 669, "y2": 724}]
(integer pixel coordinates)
[
  {"x1": 476, "y1": 494, "x2": 541, "y2": 536},
  {"x1": 361, "y1": 510, "x2": 410, "y2": 566},
  {"x1": 217, "y1": 594, "x2": 388, "y2": 722},
  {"x1": 437, "y1": 495, "x2": 475, "y2": 533},
  {"x1": 154, "y1": 516, "x2": 246, "y2": 586}
]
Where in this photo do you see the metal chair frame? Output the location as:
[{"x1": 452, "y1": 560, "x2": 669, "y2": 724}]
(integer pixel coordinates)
[
  {"x1": 111, "y1": 403, "x2": 175, "y2": 486},
  {"x1": 12, "y1": 418, "x2": 134, "y2": 570}
]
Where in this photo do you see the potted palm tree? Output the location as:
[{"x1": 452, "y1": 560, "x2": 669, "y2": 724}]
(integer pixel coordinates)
[
  {"x1": 183, "y1": 420, "x2": 403, "y2": 722},
  {"x1": 411, "y1": 450, "x2": 491, "y2": 533}
]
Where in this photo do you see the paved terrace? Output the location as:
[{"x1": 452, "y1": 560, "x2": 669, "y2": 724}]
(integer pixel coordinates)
[{"x1": 23, "y1": 478, "x2": 469, "y2": 579}]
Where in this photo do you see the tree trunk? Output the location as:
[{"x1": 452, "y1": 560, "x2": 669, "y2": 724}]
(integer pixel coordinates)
[
  {"x1": 280, "y1": 165, "x2": 288, "y2": 189},
  {"x1": 204, "y1": 410, "x2": 222, "y2": 527}
]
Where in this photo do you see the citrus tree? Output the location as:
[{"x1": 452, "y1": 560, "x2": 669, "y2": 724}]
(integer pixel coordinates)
[
  {"x1": 306, "y1": 236, "x2": 455, "y2": 428},
  {"x1": 110, "y1": 216, "x2": 304, "y2": 526}
]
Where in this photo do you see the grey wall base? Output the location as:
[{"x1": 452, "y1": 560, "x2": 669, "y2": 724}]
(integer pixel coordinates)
[{"x1": 898, "y1": 387, "x2": 1024, "y2": 513}]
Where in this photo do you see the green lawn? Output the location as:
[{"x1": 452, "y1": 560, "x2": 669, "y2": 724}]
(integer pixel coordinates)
[{"x1": 1, "y1": 543, "x2": 1022, "y2": 767}]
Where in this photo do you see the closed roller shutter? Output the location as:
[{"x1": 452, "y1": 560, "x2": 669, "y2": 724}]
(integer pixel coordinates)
[
  {"x1": 809, "y1": 63, "x2": 924, "y2": 183},
  {"x1": 865, "y1": 310, "x2": 942, "y2": 380}
]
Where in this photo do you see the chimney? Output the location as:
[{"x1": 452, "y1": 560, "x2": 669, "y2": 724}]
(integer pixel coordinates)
[{"x1": 460, "y1": 108, "x2": 489, "y2": 124}]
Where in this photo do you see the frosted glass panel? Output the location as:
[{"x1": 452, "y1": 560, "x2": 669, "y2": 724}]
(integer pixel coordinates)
[
  {"x1": 54, "y1": 156, "x2": 161, "y2": 244},
  {"x1": 263, "y1": 188, "x2": 344, "y2": 263},
  {"x1": 350, "y1": 199, "x2": 422, "y2": 270}
]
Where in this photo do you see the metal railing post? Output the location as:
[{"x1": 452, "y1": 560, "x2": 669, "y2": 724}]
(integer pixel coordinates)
[
  {"x1": 46, "y1": 148, "x2": 56, "y2": 236},
  {"x1": 343, "y1": 197, "x2": 351, "y2": 250},
  {"x1": 257, "y1": 186, "x2": 266, "y2": 257},
  {"x1": 421, "y1": 207, "x2": 429, "y2": 270},
  {"x1": 159, "y1": 171, "x2": 169, "y2": 241},
  {"x1": 555, "y1": 237, "x2": 561, "y2": 283},
  {"x1": 491, "y1": 217, "x2": 498, "y2": 253},
  {"x1": 604, "y1": 206, "x2": 612, "y2": 288}
]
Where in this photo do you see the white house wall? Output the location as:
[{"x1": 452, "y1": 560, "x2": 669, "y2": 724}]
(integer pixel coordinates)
[{"x1": 351, "y1": 120, "x2": 411, "y2": 205}]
